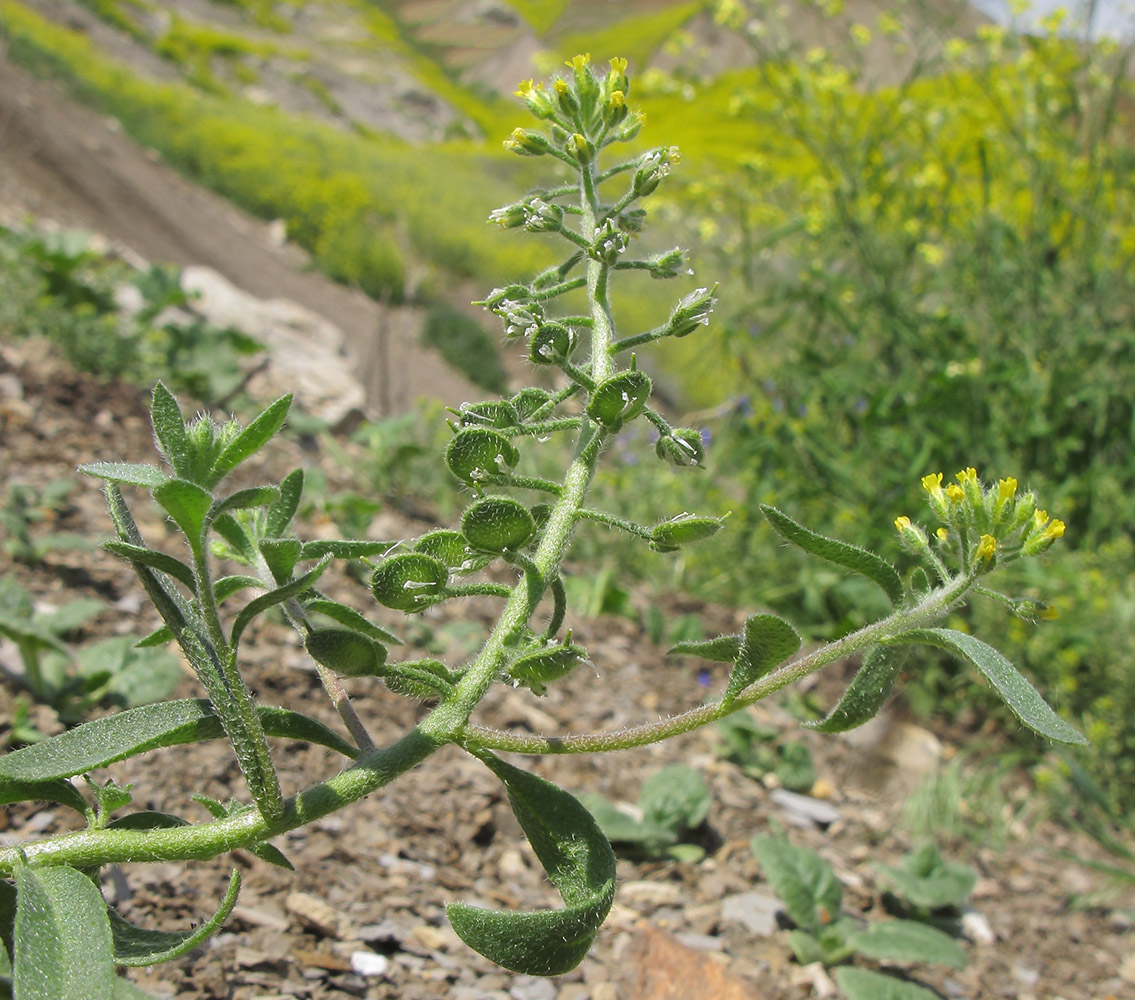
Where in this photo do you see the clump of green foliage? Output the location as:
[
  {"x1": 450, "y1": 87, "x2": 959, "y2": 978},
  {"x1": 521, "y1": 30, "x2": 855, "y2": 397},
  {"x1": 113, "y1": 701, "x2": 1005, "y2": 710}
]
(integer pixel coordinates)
[
  {"x1": 0, "y1": 56, "x2": 1082, "y2": 997},
  {"x1": 1, "y1": 479, "x2": 92, "y2": 565},
  {"x1": 714, "y1": 712, "x2": 814, "y2": 791}
]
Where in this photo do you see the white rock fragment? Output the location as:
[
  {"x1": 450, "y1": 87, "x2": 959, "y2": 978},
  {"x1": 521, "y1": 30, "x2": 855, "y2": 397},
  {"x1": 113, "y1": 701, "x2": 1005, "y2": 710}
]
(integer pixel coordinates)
[{"x1": 349, "y1": 951, "x2": 389, "y2": 977}]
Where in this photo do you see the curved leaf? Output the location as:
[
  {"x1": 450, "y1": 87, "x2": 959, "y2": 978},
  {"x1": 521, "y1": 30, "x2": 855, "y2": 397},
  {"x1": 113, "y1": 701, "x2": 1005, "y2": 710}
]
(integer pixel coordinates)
[
  {"x1": 890, "y1": 628, "x2": 1086, "y2": 745},
  {"x1": 760, "y1": 505, "x2": 904, "y2": 607},
  {"x1": 153, "y1": 480, "x2": 212, "y2": 545},
  {"x1": 667, "y1": 634, "x2": 741, "y2": 662},
  {"x1": 834, "y1": 966, "x2": 942, "y2": 1000},
  {"x1": 258, "y1": 539, "x2": 302, "y2": 584},
  {"x1": 207, "y1": 394, "x2": 291, "y2": 488},
  {"x1": 804, "y1": 644, "x2": 909, "y2": 733},
  {"x1": 303, "y1": 599, "x2": 402, "y2": 645},
  {"x1": 447, "y1": 753, "x2": 616, "y2": 976},
  {"x1": 0, "y1": 699, "x2": 358, "y2": 783},
  {"x1": 723, "y1": 614, "x2": 801, "y2": 706},
  {"x1": 77, "y1": 462, "x2": 168, "y2": 489},
  {"x1": 109, "y1": 869, "x2": 240, "y2": 967},
  {"x1": 847, "y1": 919, "x2": 966, "y2": 968},
  {"x1": 265, "y1": 468, "x2": 304, "y2": 538},
  {"x1": 14, "y1": 865, "x2": 115, "y2": 1000},
  {"x1": 213, "y1": 576, "x2": 264, "y2": 604},
  {"x1": 230, "y1": 556, "x2": 331, "y2": 648},
  {"x1": 101, "y1": 541, "x2": 195, "y2": 590},
  {"x1": 207, "y1": 486, "x2": 280, "y2": 525},
  {"x1": 299, "y1": 539, "x2": 396, "y2": 560},
  {"x1": 0, "y1": 778, "x2": 88, "y2": 814}
]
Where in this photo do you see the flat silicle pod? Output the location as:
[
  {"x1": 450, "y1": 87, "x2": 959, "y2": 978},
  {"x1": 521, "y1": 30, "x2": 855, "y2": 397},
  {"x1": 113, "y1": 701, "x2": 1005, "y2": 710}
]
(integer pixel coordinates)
[
  {"x1": 461, "y1": 497, "x2": 536, "y2": 552},
  {"x1": 370, "y1": 552, "x2": 450, "y2": 612},
  {"x1": 586, "y1": 370, "x2": 651, "y2": 430},
  {"x1": 305, "y1": 628, "x2": 386, "y2": 677},
  {"x1": 445, "y1": 428, "x2": 520, "y2": 485}
]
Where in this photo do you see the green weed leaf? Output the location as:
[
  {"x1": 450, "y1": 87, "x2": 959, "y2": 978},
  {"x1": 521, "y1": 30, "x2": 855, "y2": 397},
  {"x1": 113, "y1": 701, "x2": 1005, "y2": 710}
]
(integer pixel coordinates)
[
  {"x1": 109, "y1": 870, "x2": 240, "y2": 966},
  {"x1": 0, "y1": 779, "x2": 88, "y2": 814},
  {"x1": 101, "y1": 541, "x2": 195, "y2": 590},
  {"x1": 447, "y1": 754, "x2": 616, "y2": 976},
  {"x1": 890, "y1": 629, "x2": 1086, "y2": 745},
  {"x1": 77, "y1": 463, "x2": 168, "y2": 489},
  {"x1": 230, "y1": 556, "x2": 331, "y2": 648},
  {"x1": 207, "y1": 486, "x2": 280, "y2": 524},
  {"x1": 153, "y1": 479, "x2": 212, "y2": 546},
  {"x1": 805, "y1": 644, "x2": 909, "y2": 733},
  {"x1": 723, "y1": 614, "x2": 801, "y2": 705},
  {"x1": 206, "y1": 394, "x2": 291, "y2": 488},
  {"x1": 299, "y1": 539, "x2": 396, "y2": 560},
  {"x1": 305, "y1": 628, "x2": 385, "y2": 677},
  {"x1": 13, "y1": 865, "x2": 115, "y2": 1000},
  {"x1": 877, "y1": 844, "x2": 977, "y2": 911},
  {"x1": 668, "y1": 634, "x2": 742, "y2": 662},
  {"x1": 834, "y1": 966, "x2": 942, "y2": 1000},
  {"x1": 302, "y1": 599, "x2": 401, "y2": 645},
  {"x1": 258, "y1": 538, "x2": 302, "y2": 584},
  {"x1": 265, "y1": 468, "x2": 304, "y2": 537},
  {"x1": 752, "y1": 835, "x2": 842, "y2": 934},
  {"x1": 640, "y1": 764, "x2": 711, "y2": 832},
  {"x1": 149, "y1": 382, "x2": 192, "y2": 479},
  {"x1": 847, "y1": 919, "x2": 966, "y2": 968},
  {"x1": 760, "y1": 505, "x2": 904, "y2": 607}
]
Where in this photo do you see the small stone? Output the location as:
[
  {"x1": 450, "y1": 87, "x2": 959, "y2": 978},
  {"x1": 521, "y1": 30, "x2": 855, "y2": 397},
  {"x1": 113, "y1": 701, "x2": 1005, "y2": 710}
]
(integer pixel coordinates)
[
  {"x1": 1013, "y1": 964, "x2": 1041, "y2": 987},
  {"x1": 961, "y1": 909, "x2": 995, "y2": 945},
  {"x1": 349, "y1": 951, "x2": 389, "y2": 977},
  {"x1": 592, "y1": 985, "x2": 619, "y2": 1000},
  {"x1": 675, "y1": 932, "x2": 724, "y2": 952},
  {"x1": 790, "y1": 962, "x2": 837, "y2": 998},
  {"x1": 509, "y1": 976, "x2": 556, "y2": 1000},
  {"x1": 769, "y1": 789, "x2": 842, "y2": 829},
  {"x1": 722, "y1": 891, "x2": 782, "y2": 936},
  {"x1": 232, "y1": 902, "x2": 290, "y2": 932},
  {"x1": 558, "y1": 985, "x2": 592, "y2": 1000},
  {"x1": 810, "y1": 778, "x2": 837, "y2": 800},
  {"x1": 620, "y1": 880, "x2": 683, "y2": 909},
  {"x1": 411, "y1": 924, "x2": 453, "y2": 951},
  {"x1": 286, "y1": 891, "x2": 351, "y2": 939}
]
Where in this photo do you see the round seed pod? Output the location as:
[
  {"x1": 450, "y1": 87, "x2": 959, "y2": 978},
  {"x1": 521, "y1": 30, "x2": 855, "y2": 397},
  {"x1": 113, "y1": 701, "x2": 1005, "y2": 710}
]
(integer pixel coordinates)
[
  {"x1": 412, "y1": 529, "x2": 491, "y2": 574},
  {"x1": 305, "y1": 627, "x2": 386, "y2": 677},
  {"x1": 650, "y1": 514, "x2": 725, "y2": 552},
  {"x1": 370, "y1": 552, "x2": 449, "y2": 612},
  {"x1": 511, "y1": 387, "x2": 553, "y2": 422},
  {"x1": 587, "y1": 370, "x2": 652, "y2": 431},
  {"x1": 445, "y1": 428, "x2": 520, "y2": 486},
  {"x1": 529, "y1": 323, "x2": 576, "y2": 366},
  {"x1": 461, "y1": 497, "x2": 536, "y2": 553},
  {"x1": 656, "y1": 428, "x2": 705, "y2": 467},
  {"x1": 455, "y1": 400, "x2": 518, "y2": 429},
  {"x1": 510, "y1": 642, "x2": 587, "y2": 686}
]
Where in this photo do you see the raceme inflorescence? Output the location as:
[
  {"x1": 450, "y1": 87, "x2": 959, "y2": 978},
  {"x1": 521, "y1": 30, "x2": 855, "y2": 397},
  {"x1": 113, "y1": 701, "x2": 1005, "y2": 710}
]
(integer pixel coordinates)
[{"x1": 0, "y1": 56, "x2": 1084, "y2": 997}]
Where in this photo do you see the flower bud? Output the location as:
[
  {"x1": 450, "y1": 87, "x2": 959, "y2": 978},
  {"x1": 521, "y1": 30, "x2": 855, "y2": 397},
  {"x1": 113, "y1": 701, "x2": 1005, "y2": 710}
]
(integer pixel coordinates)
[
  {"x1": 632, "y1": 146, "x2": 679, "y2": 196},
  {"x1": 646, "y1": 246, "x2": 686, "y2": 279},
  {"x1": 592, "y1": 221, "x2": 628, "y2": 264},
  {"x1": 975, "y1": 533, "x2": 997, "y2": 564},
  {"x1": 566, "y1": 53, "x2": 599, "y2": 118},
  {"x1": 515, "y1": 79, "x2": 556, "y2": 119},
  {"x1": 504, "y1": 127, "x2": 555, "y2": 156},
  {"x1": 650, "y1": 513, "x2": 727, "y2": 552},
  {"x1": 462, "y1": 497, "x2": 537, "y2": 552},
  {"x1": 667, "y1": 284, "x2": 717, "y2": 338},
  {"x1": 488, "y1": 202, "x2": 527, "y2": 229},
  {"x1": 603, "y1": 90, "x2": 628, "y2": 127},
  {"x1": 893, "y1": 515, "x2": 929, "y2": 554},
  {"x1": 523, "y1": 198, "x2": 563, "y2": 233},
  {"x1": 605, "y1": 57, "x2": 629, "y2": 99},
  {"x1": 371, "y1": 553, "x2": 449, "y2": 612},
  {"x1": 921, "y1": 472, "x2": 949, "y2": 521},
  {"x1": 553, "y1": 78, "x2": 580, "y2": 117},
  {"x1": 567, "y1": 132, "x2": 595, "y2": 165},
  {"x1": 610, "y1": 109, "x2": 645, "y2": 142}
]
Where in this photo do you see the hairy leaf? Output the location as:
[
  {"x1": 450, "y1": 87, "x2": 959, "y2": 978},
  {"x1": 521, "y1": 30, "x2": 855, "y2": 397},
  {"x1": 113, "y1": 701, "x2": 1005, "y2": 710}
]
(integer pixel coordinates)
[
  {"x1": 447, "y1": 754, "x2": 616, "y2": 976},
  {"x1": 0, "y1": 779, "x2": 88, "y2": 814},
  {"x1": 299, "y1": 539, "x2": 395, "y2": 560},
  {"x1": 13, "y1": 865, "x2": 115, "y2": 1000},
  {"x1": 302, "y1": 599, "x2": 401, "y2": 645},
  {"x1": 258, "y1": 538, "x2": 302, "y2": 584},
  {"x1": 101, "y1": 541, "x2": 195, "y2": 590},
  {"x1": 265, "y1": 468, "x2": 304, "y2": 537},
  {"x1": 890, "y1": 629, "x2": 1086, "y2": 745},
  {"x1": 760, "y1": 505, "x2": 904, "y2": 607},
  {"x1": 153, "y1": 479, "x2": 212, "y2": 546},
  {"x1": 230, "y1": 556, "x2": 331, "y2": 648},
  {"x1": 834, "y1": 966, "x2": 942, "y2": 1000},
  {"x1": 847, "y1": 920, "x2": 966, "y2": 968},
  {"x1": 207, "y1": 486, "x2": 280, "y2": 524},
  {"x1": 805, "y1": 644, "x2": 909, "y2": 733},
  {"x1": 207, "y1": 394, "x2": 291, "y2": 488},
  {"x1": 109, "y1": 870, "x2": 240, "y2": 966},
  {"x1": 148, "y1": 382, "x2": 191, "y2": 479},
  {"x1": 77, "y1": 463, "x2": 167, "y2": 489},
  {"x1": 723, "y1": 614, "x2": 801, "y2": 705},
  {"x1": 752, "y1": 835, "x2": 842, "y2": 935},
  {"x1": 667, "y1": 634, "x2": 741, "y2": 662}
]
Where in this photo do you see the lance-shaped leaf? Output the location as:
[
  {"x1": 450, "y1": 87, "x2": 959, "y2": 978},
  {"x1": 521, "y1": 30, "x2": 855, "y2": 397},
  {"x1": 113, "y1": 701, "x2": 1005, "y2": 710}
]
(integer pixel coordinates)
[
  {"x1": 206, "y1": 394, "x2": 291, "y2": 488},
  {"x1": 149, "y1": 382, "x2": 192, "y2": 479},
  {"x1": 299, "y1": 539, "x2": 395, "y2": 560},
  {"x1": 77, "y1": 462, "x2": 168, "y2": 489},
  {"x1": 109, "y1": 870, "x2": 241, "y2": 966},
  {"x1": 230, "y1": 556, "x2": 331, "y2": 648},
  {"x1": 846, "y1": 920, "x2": 966, "y2": 968},
  {"x1": 760, "y1": 505, "x2": 904, "y2": 607},
  {"x1": 13, "y1": 864, "x2": 115, "y2": 1000},
  {"x1": 303, "y1": 599, "x2": 402, "y2": 645},
  {"x1": 259, "y1": 538, "x2": 302, "y2": 584},
  {"x1": 153, "y1": 479, "x2": 212, "y2": 548},
  {"x1": 207, "y1": 486, "x2": 280, "y2": 525},
  {"x1": 212, "y1": 514, "x2": 255, "y2": 562},
  {"x1": 382, "y1": 659, "x2": 459, "y2": 700},
  {"x1": 447, "y1": 754, "x2": 616, "y2": 976},
  {"x1": 751, "y1": 835, "x2": 842, "y2": 935},
  {"x1": 804, "y1": 644, "x2": 909, "y2": 733},
  {"x1": 214, "y1": 575, "x2": 264, "y2": 604},
  {"x1": 722, "y1": 614, "x2": 801, "y2": 706},
  {"x1": 265, "y1": 468, "x2": 304, "y2": 537},
  {"x1": 890, "y1": 629, "x2": 1086, "y2": 745},
  {"x1": 0, "y1": 778, "x2": 88, "y2": 814},
  {"x1": 0, "y1": 699, "x2": 357, "y2": 784},
  {"x1": 834, "y1": 967, "x2": 941, "y2": 1000},
  {"x1": 102, "y1": 541, "x2": 195, "y2": 590},
  {"x1": 668, "y1": 634, "x2": 741, "y2": 662}
]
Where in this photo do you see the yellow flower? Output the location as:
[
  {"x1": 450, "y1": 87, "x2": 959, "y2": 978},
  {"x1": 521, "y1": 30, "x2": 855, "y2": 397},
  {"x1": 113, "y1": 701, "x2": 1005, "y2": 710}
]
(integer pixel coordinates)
[
  {"x1": 956, "y1": 467, "x2": 978, "y2": 484},
  {"x1": 567, "y1": 53, "x2": 591, "y2": 72},
  {"x1": 894, "y1": 515, "x2": 912, "y2": 532},
  {"x1": 1043, "y1": 519, "x2": 1066, "y2": 541},
  {"x1": 977, "y1": 534, "x2": 997, "y2": 561},
  {"x1": 609, "y1": 56, "x2": 628, "y2": 75},
  {"x1": 921, "y1": 472, "x2": 944, "y2": 498},
  {"x1": 936, "y1": 527, "x2": 949, "y2": 542},
  {"x1": 515, "y1": 79, "x2": 535, "y2": 99},
  {"x1": 946, "y1": 483, "x2": 965, "y2": 502},
  {"x1": 997, "y1": 477, "x2": 1018, "y2": 503}
]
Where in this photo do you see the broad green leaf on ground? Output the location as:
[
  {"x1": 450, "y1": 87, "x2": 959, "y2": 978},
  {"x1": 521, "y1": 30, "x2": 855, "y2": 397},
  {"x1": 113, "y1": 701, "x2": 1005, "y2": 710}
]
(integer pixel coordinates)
[
  {"x1": 760, "y1": 505, "x2": 904, "y2": 607},
  {"x1": 847, "y1": 920, "x2": 967, "y2": 967},
  {"x1": 877, "y1": 843, "x2": 977, "y2": 911},
  {"x1": 723, "y1": 613, "x2": 801, "y2": 705},
  {"x1": 0, "y1": 699, "x2": 357, "y2": 783},
  {"x1": 640, "y1": 764, "x2": 711, "y2": 832},
  {"x1": 889, "y1": 629, "x2": 1086, "y2": 745},
  {"x1": 75, "y1": 637, "x2": 183, "y2": 708},
  {"x1": 13, "y1": 865, "x2": 115, "y2": 1000},
  {"x1": 805, "y1": 644, "x2": 909, "y2": 733},
  {"x1": 834, "y1": 966, "x2": 942, "y2": 1000},
  {"x1": 109, "y1": 870, "x2": 240, "y2": 966},
  {"x1": 751, "y1": 835, "x2": 842, "y2": 935},
  {"x1": 447, "y1": 753, "x2": 616, "y2": 976}
]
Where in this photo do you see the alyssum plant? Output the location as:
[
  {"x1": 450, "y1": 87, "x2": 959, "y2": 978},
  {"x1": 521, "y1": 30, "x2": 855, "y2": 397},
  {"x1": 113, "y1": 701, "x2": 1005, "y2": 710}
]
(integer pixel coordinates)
[{"x1": 0, "y1": 56, "x2": 1084, "y2": 997}]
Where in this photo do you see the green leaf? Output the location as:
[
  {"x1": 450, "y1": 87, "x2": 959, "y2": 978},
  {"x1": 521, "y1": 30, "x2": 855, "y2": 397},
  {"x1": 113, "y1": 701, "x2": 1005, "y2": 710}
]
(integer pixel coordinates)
[
  {"x1": 805, "y1": 644, "x2": 909, "y2": 733},
  {"x1": 75, "y1": 637, "x2": 183, "y2": 708},
  {"x1": 751, "y1": 835, "x2": 842, "y2": 935},
  {"x1": 847, "y1": 920, "x2": 967, "y2": 968},
  {"x1": 207, "y1": 486, "x2": 280, "y2": 524},
  {"x1": 212, "y1": 514, "x2": 255, "y2": 562},
  {"x1": 302, "y1": 599, "x2": 401, "y2": 645},
  {"x1": 760, "y1": 505, "x2": 904, "y2": 607},
  {"x1": 248, "y1": 842, "x2": 294, "y2": 870},
  {"x1": 109, "y1": 870, "x2": 240, "y2": 966},
  {"x1": 580, "y1": 795, "x2": 675, "y2": 848},
  {"x1": 213, "y1": 576, "x2": 264, "y2": 604},
  {"x1": 723, "y1": 614, "x2": 801, "y2": 706},
  {"x1": 834, "y1": 967, "x2": 942, "y2": 1000},
  {"x1": 382, "y1": 659, "x2": 458, "y2": 700},
  {"x1": 265, "y1": 468, "x2": 304, "y2": 537},
  {"x1": 149, "y1": 382, "x2": 192, "y2": 479},
  {"x1": 447, "y1": 754, "x2": 616, "y2": 976},
  {"x1": 890, "y1": 629, "x2": 1086, "y2": 745},
  {"x1": 0, "y1": 779, "x2": 88, "y2": 814},
  {"x1": 207, "y1": 394, "x2": 291, "y2": 487},
  {"x1": 640, "y1": 764, "x2": 711, "y2": 833},
  {"x1": 230, "y1": 556, "x2": 331, "y2": 648},
  {"x1": 113, "y1": 977, "x2": 159, "y2": 999},
  {"x1": 877, "y1": 844, "x2": 977, "y2": 911},
  {"x1": 152, "y1": 479, "x2": 213, "y2": 546},
  {"x1": 14, "y1": 865, "x2": 115, "y2": 1000},
  {"x1": 101, "y1": 541, "x2": 195, "y2": 590},
  {"x1": 259, "y1": 538, "x2": 302, "y2": 584},
  {"x1": 77, "y1": 463, "x2": 168, "y2": 489},
  {"x1": 667, "y1": 634, "x2": 741, "y2": 662},
  {"x1": 133, "y1": 626, "x2": 174, "y2": 648},
  {"x1": 0, "y1": 699, "x2": 357, "y2": 783},
  {"x1": 298, "y1": 539, "x2": 395, "y2": 560}
]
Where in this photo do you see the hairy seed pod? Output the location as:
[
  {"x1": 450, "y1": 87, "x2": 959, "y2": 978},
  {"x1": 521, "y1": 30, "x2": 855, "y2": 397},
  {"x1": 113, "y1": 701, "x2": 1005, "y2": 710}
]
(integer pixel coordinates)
[
  {"x1": 461, "y1": 497, "x2": 536, "y2": 552},
  {"x1": 529, "y1": 323, "x2": 576, "y2": 365},
  {"x1": 656, "y1": 428, "x2": 705, "y2": 467},
  {"x1": 370, "y1": 553, "x2": 449, "y2": 612},
  {"x1": 510, "y1": 641, "x2": 588, "y2": 686},
  {"x1": 650, "y1": 513, "x2": 725, "y2": 552},
  {"x1": 305, "y1": 628, "x2": 386, "y2": 677},
  {"x1": 587, "y1": 371, "x2": 652, "y2": 431},
  {"x1": 446, "y1": 428, "x2": 520, "y2": 485}
]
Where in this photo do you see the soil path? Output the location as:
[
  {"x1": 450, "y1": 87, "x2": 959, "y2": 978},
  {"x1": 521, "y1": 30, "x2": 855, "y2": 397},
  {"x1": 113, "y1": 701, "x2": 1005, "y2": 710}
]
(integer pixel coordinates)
[{"x1": 0, "y1": 54, "x2": 479, "y2": 414}]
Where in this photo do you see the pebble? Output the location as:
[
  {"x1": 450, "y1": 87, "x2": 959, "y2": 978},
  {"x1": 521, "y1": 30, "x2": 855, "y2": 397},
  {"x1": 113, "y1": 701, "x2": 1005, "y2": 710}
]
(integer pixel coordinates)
[
  {"x1": 509, "y1": 976, "x2": 557, "y2": 1000},
  {"x1": 558, "y1": 985, "x2": 591, "y2": 1000},
  {"x1": 285, "y1": 891, "x2": 351, "y2": 939},
  {"x1": 961, "y1": 909, "x2": 996, "y2": 945},
  {"x1": 349, "y1": 951, "x2": 389, "y2": 977},
  {"x1": 591, "y1": 985, "x2": 619, "y2": 1000},
  {"x1": 769, "y1": 788, "x2": 842, "y2": 829},
  {"x1": 722, "y1": 891, "x2": 782, "y2": 936},
  {"x1": 1013, "y1": 963, "x2": 1041, "y2": 986},
  {"x1": 620, "y1": 879, "x2": 683, "y2": 908}
]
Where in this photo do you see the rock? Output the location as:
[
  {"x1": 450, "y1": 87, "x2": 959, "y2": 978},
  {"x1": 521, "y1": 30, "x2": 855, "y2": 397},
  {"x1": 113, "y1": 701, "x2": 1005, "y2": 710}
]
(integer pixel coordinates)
[
  {"x1": 509, "y1": 976, "x2": 557, "y2": 1000},
  {"x1": 620, "y1": 880, "x2": 684, "y2": 909},
  {"x1": 232, "y1": 901, "x2": 290, "y2": 932},
  {"x1": 349, "y1": 951, "x2": 389, "y2": 977},
  {"x1": 285, "y1": 891, "x2": 352, "y2": 939},
  {"x1": 1120, "y1": 950, "x2": 1135, "y2": 983},
  {"x1": 619, "y1": 925, "x2": 753, "y2": 1000},
  {"x1": 961, "y1": 909, "x2": 996, "y2": 945},
  {"x1": 769, "y1": 788, "x2": 842, "y2": 829},
  {"x1": 721, "y1": 891, "x2": 782, "y2": 936},
  {"x1": 790, "y1": 961, "x2": 838, "y2": 998}
]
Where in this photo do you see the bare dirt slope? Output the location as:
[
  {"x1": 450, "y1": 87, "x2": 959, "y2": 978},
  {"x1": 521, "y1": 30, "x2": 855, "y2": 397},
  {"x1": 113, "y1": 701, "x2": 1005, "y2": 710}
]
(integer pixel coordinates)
[{"x1": 0, "y1": 54, "x2": 479, "y2": 415}]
